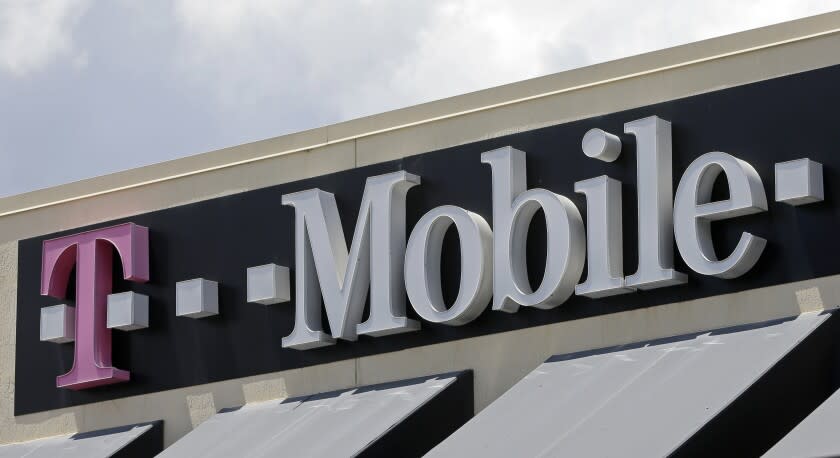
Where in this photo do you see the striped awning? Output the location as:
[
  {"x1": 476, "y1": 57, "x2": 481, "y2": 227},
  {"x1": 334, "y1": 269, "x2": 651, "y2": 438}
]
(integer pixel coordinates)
[
  {"x1": 764, "y1": 384, "x2": 840, "y2": 457},
  {"x1": 0, "y1": 421, "x2": 161, "y2": 458},
  {"x1": 159, "y1": 371, "x2": 472, "y2": 457},
  {"x1": 429, "y1": 311, "x2": 838, "y2": 457}
]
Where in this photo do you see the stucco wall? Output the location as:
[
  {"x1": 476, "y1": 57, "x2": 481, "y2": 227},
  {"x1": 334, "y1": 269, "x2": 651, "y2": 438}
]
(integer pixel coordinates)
[{"x1": 3, "y1": 11, "x2": 840, "y2": 447}]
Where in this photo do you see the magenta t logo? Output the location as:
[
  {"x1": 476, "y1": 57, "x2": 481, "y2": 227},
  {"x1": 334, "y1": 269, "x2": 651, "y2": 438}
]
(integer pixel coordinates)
[{"x1": 40, "y1": 223, "x2": 149, "y2": 390}]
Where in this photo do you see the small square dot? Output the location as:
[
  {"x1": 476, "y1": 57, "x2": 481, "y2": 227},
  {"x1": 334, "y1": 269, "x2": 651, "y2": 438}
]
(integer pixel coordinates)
[
  {"x1": 107, "y1": 292, "x2": 149, "y2": 331},
  {"x1": 775, "y1": 159, "x2": 823, "y2": 205},
  {"x1": 176, "y1": 278, "x2": 218, "y2": 318},
  {"x1": 40, "y1": 304, "x2": 75, "y2": 343},
  {"x1": 247, "y1": 264, "x2": 290, "y2": 305}
]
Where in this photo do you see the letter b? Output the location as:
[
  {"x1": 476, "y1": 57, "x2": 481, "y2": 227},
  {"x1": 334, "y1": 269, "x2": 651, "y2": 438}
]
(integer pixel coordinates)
[{"x1": 482, "y1": 147, "x2": 586, "y2": 312}]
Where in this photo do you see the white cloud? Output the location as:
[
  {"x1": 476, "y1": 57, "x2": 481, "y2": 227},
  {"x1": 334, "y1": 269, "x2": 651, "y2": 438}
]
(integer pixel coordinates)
[
  {"x1": 170, "y1": 0, "x2": 837, "y2": 125},
  {"x1": 171, "y1": 0, "x2": 435, "y2": 128},
  {"x1": 0, "y1": 0, "x2": 91, "y2": 76},
  {"x1": 0, "y1": 0, "x2": 837, "y2": 197},
  {"x1": 371, "y1": 0, "x2": 838, "y2": 115}
]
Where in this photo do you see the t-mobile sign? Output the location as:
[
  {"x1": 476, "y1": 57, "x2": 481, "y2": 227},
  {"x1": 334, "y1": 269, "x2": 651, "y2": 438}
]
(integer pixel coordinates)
[{"x1": 14, "y1": 62, "x2": 840, "y2": 414}]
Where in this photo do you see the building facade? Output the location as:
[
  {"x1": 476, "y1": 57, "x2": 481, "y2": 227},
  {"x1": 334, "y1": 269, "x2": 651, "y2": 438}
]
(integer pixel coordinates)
[{"x1": 3, "y1": 12, "x2": 840, "y2": 457}]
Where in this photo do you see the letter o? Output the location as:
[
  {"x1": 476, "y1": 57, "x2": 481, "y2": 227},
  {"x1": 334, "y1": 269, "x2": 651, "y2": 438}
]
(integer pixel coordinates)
[
  {"x1": 507, "y1": 189, "x2": 585, "y2": 309},
  {"x1": 405, "y1": 205, "x2": 493, "y2": 325}
]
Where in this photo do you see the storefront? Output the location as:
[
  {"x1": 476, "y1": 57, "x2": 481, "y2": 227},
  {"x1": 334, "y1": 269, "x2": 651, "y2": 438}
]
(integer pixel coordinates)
[{"x1": 3, "y1": 12, "x2": 840, "y2": 457}]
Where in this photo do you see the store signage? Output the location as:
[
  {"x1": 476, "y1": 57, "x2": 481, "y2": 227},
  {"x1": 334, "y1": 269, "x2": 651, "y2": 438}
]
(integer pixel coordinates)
[
  {"x1": 35, "y1": 115, "x2": 815, "y2": 387},
  {"x1": 15, "y1": 62, "x2": 840, "y2": 414},
  {"x1": 39, "y1": 223, "x2": 149, "y2": 389},
  {"x1": 281, "y1": 115, "x2": 777, "y2": 350}
]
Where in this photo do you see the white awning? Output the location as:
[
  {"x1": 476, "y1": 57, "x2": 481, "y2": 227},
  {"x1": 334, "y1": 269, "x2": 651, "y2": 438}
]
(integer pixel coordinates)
[
  {"x1": 0, "y1": 421, "x2": 161, "y2": 458},
  {"x1": 159, "y1": 371, "x2": 471, "y2": 458},
  {"x1": 429, "y1": 311, "x2": 835, "y2": 457}
]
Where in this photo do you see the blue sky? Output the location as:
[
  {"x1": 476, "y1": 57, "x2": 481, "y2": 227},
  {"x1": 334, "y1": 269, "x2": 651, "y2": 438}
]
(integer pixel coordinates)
[{"x1": 0, "y1": 0, "x2": 836, "y2": 197}]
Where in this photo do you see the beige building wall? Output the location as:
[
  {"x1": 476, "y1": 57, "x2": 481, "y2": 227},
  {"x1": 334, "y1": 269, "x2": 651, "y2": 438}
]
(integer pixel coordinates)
[{"x1": 2, "y1": 11, "x2": 840, "y2": 447}]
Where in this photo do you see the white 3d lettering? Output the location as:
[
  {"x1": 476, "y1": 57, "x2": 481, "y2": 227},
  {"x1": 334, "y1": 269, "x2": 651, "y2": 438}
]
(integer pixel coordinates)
[{"x1": 279, "y1": 115, "x2": 804, "y2": 350}]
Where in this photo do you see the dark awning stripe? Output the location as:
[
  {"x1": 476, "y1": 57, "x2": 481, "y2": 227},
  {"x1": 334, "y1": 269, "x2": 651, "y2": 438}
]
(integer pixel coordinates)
[
  {"x1": 764, "y1": 385, "x2": 840, "y2": 457},
  {"x1": 428, "y1": 312, "x2": 838, "y2": 457},
  {"x1": 159, "y1": 371, "x2": 472, "y2": 458}
]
